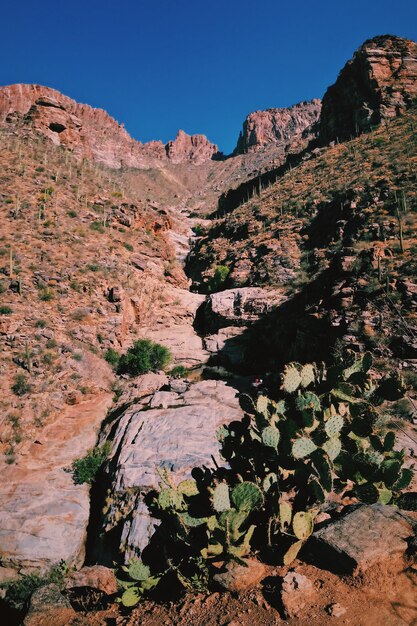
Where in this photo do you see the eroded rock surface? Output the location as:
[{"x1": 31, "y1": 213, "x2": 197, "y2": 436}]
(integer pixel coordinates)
[
  {"x1": 234, "y1": 100, "x2": 321, "y2": 155},
  {"x1": 203, "y1": 287, "x2": 286, "y2": 332},
  {"x1": 102, "y1": 379, "x2": 244, "y2": 557},
  {"x1": 320, "y1": 35, "x2": 417, "y2": 143}
]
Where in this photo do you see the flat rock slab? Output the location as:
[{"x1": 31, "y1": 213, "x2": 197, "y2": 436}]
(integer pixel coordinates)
[{"x1": 310, "y1": 504, "x2": 414, "y2": 575}]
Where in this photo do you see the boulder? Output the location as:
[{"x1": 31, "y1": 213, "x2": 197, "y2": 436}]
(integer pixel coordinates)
[
  {"x1": 204, "y1": 287, "x2": 286, "y2": 332},
  {"x1": 213, "y1": 559, "x2": 267, "y2": 592},
  {"x1": 280, "y1": 570, "x2": 316, "y2": 618},
  {"x1": 309, "y1": 504, "x2": 414, "y2": 574},
  {"x1": 24, "y1": 584, "x2": 75, "y2": 626},
  {"x1": 103, "y1": 380, "x2": 244, "y2": 557},
  {"x1": 64, "y1": 565, "x2": 117, "y2": 595}
]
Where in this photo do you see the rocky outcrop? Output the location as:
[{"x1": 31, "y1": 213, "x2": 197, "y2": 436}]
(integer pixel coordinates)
[
  {"x1": 0, "y1": 84, "x2": 218, "y2": 168},
  {"x1": 320, "y1": 35, "x2": 417, "y2": 143},
  {"x1": 101, "y1": 379, "x2": 244, "y2": 558},
  {"x1": 165, "y1": 129, "x2": 219, "y2": 164},
  {"x1": 234, "y1": 100, "x2": 321, "y2": 155},
  {"x1": 203, "y1": 287, "x2": 287, "y2": 333}
]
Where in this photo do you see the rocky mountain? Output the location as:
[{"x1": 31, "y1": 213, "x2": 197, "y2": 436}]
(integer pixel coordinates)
[
  {"x1": 0, "y1": 84, "x2": 219, "y2": 168},
  {"x1": 234, "y1": 99, "x2": 321, "y2": 154},
  {"x1": 320, "y1": 34, "x2": 417, "y2": 143},
  {"x1": 1, "y1": 34, "x2": 417, "y2": 626}
]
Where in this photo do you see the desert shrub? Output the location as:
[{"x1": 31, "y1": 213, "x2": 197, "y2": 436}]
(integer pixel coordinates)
[
  {"x1": 117, "y1": 350, "x2": 414, "y2": 607},
  {"x1": 70, "y1": 442, "x2": 111, "y2": 485},
  {"x1": 35, "y1": 319, "x2": 47, "y2": 328},
  {"x1": 0, "y1": 305, "x2": 12, "y2": 315},
  {"x1": 11, "y1": 374, "x2": 31, "y2": 396},
  {"x1": 38, "y1": 288, "x2": 54, "y2": 301},
  {"x1": 124, "y1": 242, "x2": 133, "y2": 252},
  {"x1": 104, "y1": 347, "x2": 120, "y2": 368},
  {"x1": 67, "y1": 210, "x2": 77, "y2": 218},
  {"x1": 2, "y1": 562, "x2": 67, "y2": 612},
  {"x1": 208, "y1": 265, "x2": 230, "y2": 292},
  {"x1": 169, "y1": 365, "x2": 189, "y2": 378},
  {"x1": 117, "y1": 339, "x2": 172, "y2": 376},
  {"x1": 90, "y1": 221, "x2": 105, "y2": 233}
]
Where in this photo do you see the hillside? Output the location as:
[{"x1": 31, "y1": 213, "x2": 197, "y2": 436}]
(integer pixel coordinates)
[{"x1": 1, "y1": 33, "x2": 417, "y2": 626}]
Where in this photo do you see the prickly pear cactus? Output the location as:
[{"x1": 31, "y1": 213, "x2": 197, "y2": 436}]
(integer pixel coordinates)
[
  {"x1": 177, "y1": 479, "x2": 199, "y2": 497},
  {"x1": 324, "y1": 414, "x2": 344, "y2": 438},
  {"x1": 262, "y1": 425, "x2": 280, "y2": 449},
  {"x1": 212, "y1": 483, "x2": 231, "y2": 512},
  {"x1": 231, "y1": 481, "x2": 264, "y2": 512},
  {"x1": 292, "y1": 511, "x2": 314, "y2": 540},
  {"x1": 300, "y1": 363, "x2": 315, "y2": 388},
  {"x1": 292, "y1": 436, "x2": 317, "y2": 459},
  {"x1": 282, "y1": 364, "x2": 302, "y2": 393},
  {"x1": 322, "y1": 437, "x2": 342, "y2": 461},
  {"x1": 296, "y1": 391, "x2": 321, "y2": 413}
]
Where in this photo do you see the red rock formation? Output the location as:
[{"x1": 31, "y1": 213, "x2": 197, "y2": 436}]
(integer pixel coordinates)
[
  {"x1": 0, "y1": 84, "x2": 218, "y2": 168},
  {"x1": 234, "y1": 99, "x2": 321, "y2": 154},
  {"x1": 320, "y1": 35, "x2": 417, "y2": 144},
  {"x1": 165, "y1": 129, "x2": 219, "y2": 164}
]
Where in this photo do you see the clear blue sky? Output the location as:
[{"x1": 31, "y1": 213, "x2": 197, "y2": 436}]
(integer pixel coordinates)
[{"x1": 1, "y1": 0, "x2": 416, "y2": 153}]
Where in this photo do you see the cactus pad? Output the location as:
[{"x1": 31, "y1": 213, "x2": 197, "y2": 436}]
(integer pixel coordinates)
[
  {"x1": 292, "y1": 511, "x2": 314, "y2": 540},
  {"x1": 283, "y1": 539, "x2": 303, "y2": 565},
  {"x1": 282, "y1": 364, "x2": 302, "y2": 394},
  {"x1": 300, "y1": 363, "x2": 315, "y2": 388},
  {"x1": 231, "y1": 481, "x2": 264, "y2": 512},
  {"x1": 295, "y1": 391, "x2": 321, "y2": 413},
  {"x1": 354, "y1": 482, "x2": 379, "y2": 503},
  {"x1": 381, "y1": 459, "x2": 402, "y2": 487},
  {"x1": 322, "y1": 437, "x2": 342, "y2": 461},
  {"x1": 256, "y1": 395, "x2": 269, "y2": 416},
  {"x1": 121, "y1": 587, "x2": 141, "y2": 607},
  {"x1": 177, "y1": 479, "x2": 199, "y2": 497},
  {"x1": 212, "y1": 483, "x2": 231, "y2": 512},
  {"x1": 292, "y1": 436, "x2": 317, "y2": 459},
  {"x1": 128, "y1": 559, "x2": 151, "y2": 582},
  {"x1": 324, "y1": 414, "x2": 344, "y2": 438},
  {"x1": 158, "y1": 488, "x2": 180, "y2": 510},
  {"x1": 262, "y1": 425, "x2": 280, "y2": 449},
  {"x1": 392, "y1": 468, "x2": 413, "y2": 491}
]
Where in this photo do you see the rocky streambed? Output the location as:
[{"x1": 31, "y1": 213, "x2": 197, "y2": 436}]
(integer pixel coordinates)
[{"x1": 0, "y1": 204, "x2": 285, "y2": 583}]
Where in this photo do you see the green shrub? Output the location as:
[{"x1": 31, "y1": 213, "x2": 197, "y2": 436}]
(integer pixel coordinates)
[
  {"x1": 90, "y1": 221, "x2": 105, "y2": 233},
  {"x1": 3, "y1": 562, "x2": 67, "y2": 611},
  {"x1": 0, "y1": 305, "x2": 12, "y2": 315},
  {"x1": 11, "y1": 374, "x2": 31, "y2": 396},
  {"x1": 38, "y1": 288, "x2": 54, "y2": 301},
  {"x1": 169, "y1": 365, "x2": 189, "y2": 379},
  {"x1": 67, "y1": 210, "x2": 77, "y2": 218},
  {"x1": 117, "y1": 339, "x2": 172, "y2": 376},
  {"x1": 35, "y1": 319, "x2": 47, "y2": 328},
  {"x1": 70, "y1": 442, "x2": 111, "y2": 485},
  {"x1": 124, "y1": 242, "x2": 134, "y2": 252},
  {"x1": 208, "y1": 265, "x2": 230, "y2": 292},
  {"x1": 104, "y1": 347, "x2": 120, "y2": 369}
]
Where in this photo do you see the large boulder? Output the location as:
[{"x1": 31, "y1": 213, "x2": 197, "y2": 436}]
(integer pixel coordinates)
[
  {"x1": 203, "y1": 287, "x2": 286, "y2": 333},
  {"x1": 309, "y1": 504, "x2": 414, "y2": 575},
  {"x1": 101, "y1": 380, "x2": 244, "y2": 558}
]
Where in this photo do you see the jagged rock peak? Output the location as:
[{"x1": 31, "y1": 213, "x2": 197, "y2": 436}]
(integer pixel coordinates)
[
  {"x1": 233, "y1": 99, "x2": 322, "y2": 155},
  {"x1": 320, "y1": 34, "x2": 417, "y2": 144},
  {"x1": 165, "y1": 129, "x2": 220, "y2": 164},
  {"x1": 0, "y1": 84, "x2": 218, "y2": 168}
]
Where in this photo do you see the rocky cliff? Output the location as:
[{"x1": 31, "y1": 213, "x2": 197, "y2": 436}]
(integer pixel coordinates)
[
  {"x1": 234, "y1": 99, "x2": 321, "y2": 154},
  {"x1": 320, "y1": 35, "x2": 417, "y2": 143},
  {"x1": 0, "y1": 84, "x2": 219, "y2": 168}
]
